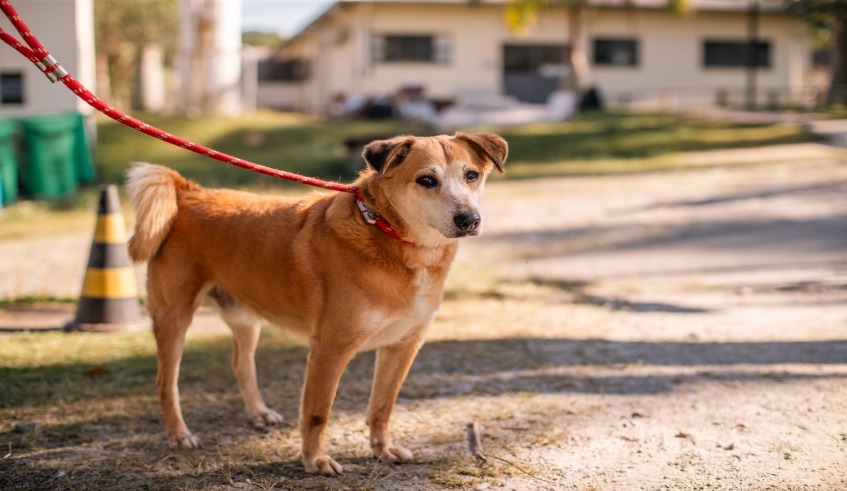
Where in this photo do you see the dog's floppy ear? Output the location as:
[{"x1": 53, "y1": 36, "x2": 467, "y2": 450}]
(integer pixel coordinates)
[
  {"x1": 455, "y1": 132, "x2": 508, "y2": 173},
  {"x1": 363, "y1": 136, "x2": 415, "y2": 174}
]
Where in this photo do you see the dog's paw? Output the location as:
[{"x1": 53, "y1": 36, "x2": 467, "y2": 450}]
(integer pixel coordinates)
[
  {"x1": 374, "y1": 445, "x2": 414, "y2": 464},
  {"x1": 250, "y1": 408, "x2": 284, "y2": 428},
  {"x1": 303, "y1": 455, "x2": 343, "y2": 475},
  {"x1": 169, "y1": 432, "x2": 201, "y2": 449}
]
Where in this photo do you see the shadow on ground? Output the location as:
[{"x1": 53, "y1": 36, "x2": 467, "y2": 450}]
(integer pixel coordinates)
[{"x1": 3, "y1": 334, "x2": 847, "y2": 408}]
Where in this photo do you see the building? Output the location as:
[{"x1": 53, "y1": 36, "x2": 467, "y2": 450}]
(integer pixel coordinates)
[
  {"x1": 0, "y1": 0, "x2": 96, "y2": 117},
  {"x1": 0, "y1": 0, "x2": 97, "y2": 204},
  {"x1": 259, "y1": 0, "x2": 812, "y2": 115}
]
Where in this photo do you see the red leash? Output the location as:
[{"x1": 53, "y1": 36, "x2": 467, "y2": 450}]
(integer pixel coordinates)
[{"x1": 0, "y1": 0, "x2": 359, "y2": 194}]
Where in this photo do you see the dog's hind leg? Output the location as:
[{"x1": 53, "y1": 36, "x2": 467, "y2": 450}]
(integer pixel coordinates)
[
  {"x1": 147, "y1": 265, "x2": 206, "y2": 449},
  {"x1": 152, "y1": 309, "x2": 198, "y2": 448},
  {"x1": 209, "y1": 287, "x2": 283, "y2": 428}
]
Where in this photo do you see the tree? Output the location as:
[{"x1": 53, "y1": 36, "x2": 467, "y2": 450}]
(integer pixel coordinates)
[
  {"x1": 505, "y1": 0, "x2": 589, "y2": 92},
  {"x1": 787, "y1": 0, "x2": 847, "y2": 105},
  {"x1": 505, "y1": 0, "x2": 692, "y2": 94},
  {"x1": 93, "y1": 0, "x2": 178, "y2": 109},
  {"x1": 242, "y1": 31, "x2": 286, "y2": 48}
]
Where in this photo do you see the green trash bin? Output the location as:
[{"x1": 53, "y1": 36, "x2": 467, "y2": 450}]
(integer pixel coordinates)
[
  {"x1": 21, "y1": 113, "x2": 86, "y2": 199},
  {"x1": 72, "y1": 114, "x2": 95, "y2": 184},
  {"x1": 0, "y1": 118, "x2": 20, "y2": 206}
]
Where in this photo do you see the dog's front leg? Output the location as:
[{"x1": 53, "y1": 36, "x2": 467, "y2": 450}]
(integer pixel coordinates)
[
  {"x1": 299, "y1": 340, "x2": 358, "y2": 475},
  {"x1": 367, "y1": 335, "x2": 425, "y2": 463}
]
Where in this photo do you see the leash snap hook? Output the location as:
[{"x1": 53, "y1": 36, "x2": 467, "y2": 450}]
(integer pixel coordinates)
[{"x1": 356, "y1": 195, "x2": 378, "y2": 224}]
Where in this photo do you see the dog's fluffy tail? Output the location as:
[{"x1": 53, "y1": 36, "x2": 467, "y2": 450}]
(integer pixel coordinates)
[{"x1": 126, "y1": 163, "x2": 195, "y2": 262}]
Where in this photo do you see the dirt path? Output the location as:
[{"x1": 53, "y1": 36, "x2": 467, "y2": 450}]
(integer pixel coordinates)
[{"x1": 437, "y1": 157, "x2": 847, "y2": 490}]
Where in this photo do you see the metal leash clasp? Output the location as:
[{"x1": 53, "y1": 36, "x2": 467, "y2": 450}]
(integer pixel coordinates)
[
  {"x1": 356, "y1": 195, "x2": 378, "y2": 225},
  {"x1": 37, "y1": 54, "x2": 68, "y2": 83}
]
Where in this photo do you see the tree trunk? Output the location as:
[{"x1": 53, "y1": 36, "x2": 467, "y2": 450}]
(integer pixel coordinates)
[
  {"x1": 95, "y1": 51, "x2": 112, "y2": 104},
  {"x1": 829, "y1": 18, "x2": 847, "y2": 105},
  {"x1": 567, "y1": 5, "x2": 590, "y2": 93}
]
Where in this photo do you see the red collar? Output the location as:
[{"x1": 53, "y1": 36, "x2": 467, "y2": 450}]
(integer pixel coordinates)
[{"x1": 356, "y1": 195, "x2": 414, "y2": 244}]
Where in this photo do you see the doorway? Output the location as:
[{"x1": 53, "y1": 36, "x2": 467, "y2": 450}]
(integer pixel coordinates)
[{"x1": 502, "y1": 44, "x2": 568, "y2": 104}]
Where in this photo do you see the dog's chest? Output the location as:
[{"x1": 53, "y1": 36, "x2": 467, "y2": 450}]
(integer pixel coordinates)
[{"x1": 359, "y1": 269, "x2": 438, "y2": 350}]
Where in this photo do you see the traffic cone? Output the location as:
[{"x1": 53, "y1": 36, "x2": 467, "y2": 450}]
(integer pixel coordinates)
[{"x1": 66, "y1": 185, "x2": 145, "y2": 332}]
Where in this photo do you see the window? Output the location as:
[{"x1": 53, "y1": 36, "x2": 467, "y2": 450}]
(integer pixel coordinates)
[
  {"x1": 593, "y1": 38, "x2": 638, "y2": 67},
  {"x1": 0, "y1": 72, "x2": 24, "y2": 104},
  {"x1": 703, "y1": 40, "x2": 770, "y2": 68},
  {"x1": 386, "y1": 35, "x2": 432, "y2": 62},
  {"x1": 503, "y1": 45, "x2": 567, "y2": 74},
  {"x1": 371, "y1": 34, "x2": 451, "y2": 64},
  {"x1": 259, "y1": 58, "x2": 309, "y2": 82}
]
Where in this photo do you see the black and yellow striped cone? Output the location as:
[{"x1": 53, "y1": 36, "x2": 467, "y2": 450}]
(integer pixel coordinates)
[{"x1": 66, "y1": 185, "x2": 145, "y2": 332}]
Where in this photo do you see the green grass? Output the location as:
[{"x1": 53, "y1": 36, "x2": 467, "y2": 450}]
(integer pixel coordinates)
[
  {"x1": 499, "y1": 117, "x2": 821, "y2": 179},
  {"x1": 0, "y1": 296, "x2": 77, "y2": 308},
  {"x1": 94, "y1": 111, "x2": 425, "y2": 187},
  {"x1": 91, "y1": 110, "x2": 817, "y2": 187},
  {"x1": 499, "y1": 114, "x2": 813, "y2": 163}
]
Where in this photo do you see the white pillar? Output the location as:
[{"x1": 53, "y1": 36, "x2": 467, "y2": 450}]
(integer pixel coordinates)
[
  {"x1": 137, "y1": 44, "x2": 166, "y2": 112},
  {"x1": 177, "y1": 0, "x2": 243, "y2": 116}
]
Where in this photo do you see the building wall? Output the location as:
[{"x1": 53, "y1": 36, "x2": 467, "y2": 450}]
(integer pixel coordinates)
[
  {"x1": 269, "y1": 2, "x2": 811, "y2": 113},
  {"x1": 586, "y1": 9, "x2": 810, "y2": 107},
  {"x1": 317, "y1": 9, "x2": 358, "y2": 109},
  {"x1": 0, "y1": 0, "x2": 96, "y2": 117},
  {"x1": 349, "y1": 3, "x2": 574, "y2": 100},
  {"x1": 274, "y1": 2, "x2": 572, "y2": 112}
]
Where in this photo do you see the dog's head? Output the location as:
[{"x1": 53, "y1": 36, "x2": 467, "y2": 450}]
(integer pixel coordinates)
[{"x1": 360, "y1": 133, "x2": 507, "y2": 245}]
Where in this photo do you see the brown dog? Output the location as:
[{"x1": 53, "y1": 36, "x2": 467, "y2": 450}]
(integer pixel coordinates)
[{"x1": 126, "y1": 133, "x2": 507, "y2": 474}]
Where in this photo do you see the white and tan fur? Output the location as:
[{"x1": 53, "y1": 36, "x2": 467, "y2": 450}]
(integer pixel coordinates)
[{"x1": 126, "y1": 133, "x2": 507, "y2": 474}]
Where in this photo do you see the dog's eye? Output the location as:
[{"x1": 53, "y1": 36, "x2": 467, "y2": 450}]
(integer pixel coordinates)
[
  {"x1": 416, "y1": 175, "x2": 438, "y2": 188},
  {"x1": 466, "y1": 170, "x2": 480, "y2": 182}
]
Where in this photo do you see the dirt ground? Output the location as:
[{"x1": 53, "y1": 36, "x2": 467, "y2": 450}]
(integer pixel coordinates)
[
  {"x1": 2, "y1": 151, "x2": 847, "y2": 490},
  {"x1": 450, "y1": 155, "x2": 847, "y2": 490}
]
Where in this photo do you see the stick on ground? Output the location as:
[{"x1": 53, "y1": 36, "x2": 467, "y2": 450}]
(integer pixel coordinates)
[{"x1": 467, "y1": 421, "x2": 487, "y2": 461}]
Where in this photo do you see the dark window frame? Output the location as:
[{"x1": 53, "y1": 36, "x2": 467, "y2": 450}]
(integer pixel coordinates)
[
  {"x1": 372, "y1": 34, "x2": 451, "y2": 64},
  {"x1": 703, "y1": 39, "x2": 771, "y2": 68},
  {"x1": 384, "y1": 35, "x2": 434, "y2": 62},
  {"x1": 0, "y1": 72, "x2": 24, "y2": 105},
  {"x1": 259, "y1": 58, "x2": 310, "y2": 82},
  {"x1": 503, "y1": 44, "x2": 568, "y2": 74},
  {"x1": 593, "y1": 38, "x2": 639, "y2": 67}
]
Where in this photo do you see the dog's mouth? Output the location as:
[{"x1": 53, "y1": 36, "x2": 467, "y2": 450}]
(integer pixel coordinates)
[
  {"x1": 444, "y1": 224, "x2": 483, "y2": 239},
  {"x1": 417, "y1": 210, "x2": 483, "y2": 240}
]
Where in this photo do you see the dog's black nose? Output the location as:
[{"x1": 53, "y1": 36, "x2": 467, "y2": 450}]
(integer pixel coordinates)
[{"x1": 453, "y1": 212, "x2": 481, "y2": 232}]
